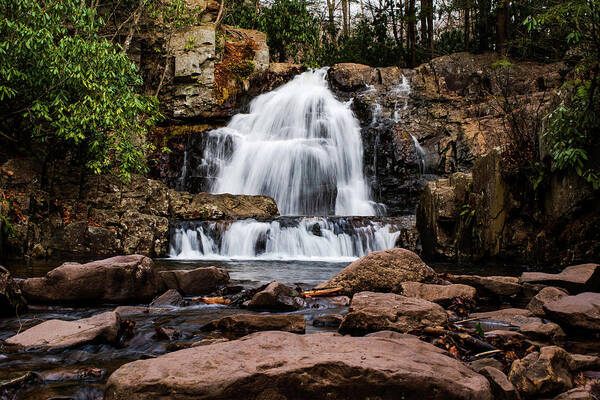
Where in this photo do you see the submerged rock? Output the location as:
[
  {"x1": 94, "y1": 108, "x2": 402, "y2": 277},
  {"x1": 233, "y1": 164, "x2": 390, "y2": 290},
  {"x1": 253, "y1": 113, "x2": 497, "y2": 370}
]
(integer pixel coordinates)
[
  {"x1": 543, "y1": 292, "x2": 600, "y2": 332},
  {"x1": 0, "y1": 266, "x2": 27, "y2": 316},
  {"x1": 400, "y1": 281, "x2": 477, "y2": 306},
  {"x1": 105, "y1": 331, "x2": 493, "y2": 400},
  {"x1": 200, "y1": 314, "x2": 306, "y2": 337},
  {"x1": 338, "y1": 291, "x2": 449, "y2": 336},
  {"x1": 5, "y1": 311, "x2": 121, "y2": 350},
  {"x1": 159, "y1": 266, "x2": 229, "y2": 296},
  {"x1": 20, "y1": 255, "x2": 163, "y2": 304},
  {"x1": 520, "y1": 264, "x2": 600, "y2": 294},
  {"x1": 247, "y1": 281, "x2": 306, "y2": 311},
  {"x1": 315, "y1": 248, "x2": 436, "y2": 295}
]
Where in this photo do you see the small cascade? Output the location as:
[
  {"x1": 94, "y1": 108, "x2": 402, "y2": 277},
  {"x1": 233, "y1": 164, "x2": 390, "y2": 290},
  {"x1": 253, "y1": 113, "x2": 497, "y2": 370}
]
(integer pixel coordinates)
[
  {"x1": 176, "y1": 150, "x2": 188, "y2": 191},
  {"x1": 168, "y1": 217, "x2": 408, "y2": 261},
  {"x1": 411, "y1": 135, "x2": 427, "y2": 174}
]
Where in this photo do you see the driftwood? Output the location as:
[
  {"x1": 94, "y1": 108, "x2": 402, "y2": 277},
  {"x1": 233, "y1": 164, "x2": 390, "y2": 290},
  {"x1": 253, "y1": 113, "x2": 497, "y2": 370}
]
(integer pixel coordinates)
[
  {"x1": 422, "y1": 327, "x2": 498, "y2": 352},
  {"x1": 301, "y1": 287, "x2": 343, "y2": 298},
  {"x1": 194, "y1": 296, "x2": 231, "y2": 305},
  {"x1": 0, "y1": 371, "x2": 40, "y2": 390}
]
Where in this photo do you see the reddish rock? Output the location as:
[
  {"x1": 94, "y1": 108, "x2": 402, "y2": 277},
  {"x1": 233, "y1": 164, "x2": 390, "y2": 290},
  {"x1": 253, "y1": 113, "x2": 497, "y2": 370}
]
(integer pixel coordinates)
[
  {"x1": 400, "y1": 281, "x2": 476, "y2": 306},
  {"x1": 449, "y1": 275, "x2": 522, "y2": 297},
  {"x1": 201, "y1": 314, "x2": 306, "y2": 337},
  {"x1": 527, "y1": 286, "x2": 569, "y2": 317},
  {"x1": 159, "y1": 267, "x2": 229, "y2": 296},
  {"x1": 479, "y1": 366, "x2": 521, "y2": 400},
  {"x1": 105, "y1": 331, "x2": 493, "y2": 400},
  {"x1": 338, "y1": 291, "x2": 449, "y2": 336},
  {"x1": 149, "y1": 289, "x2": 185, "y2": 307},
  {"x1": 247, "y1": 281, "x2": 306, "y2": 311},
  {"x1": 520, "y1": 264, "x2": 600, "y2": 294},
  {"x1": 543, "y1": 292, "x2": 600, "y2": 332},
  {"x1": 315, "y1": 248, "x2": 436, "y2": 296}
]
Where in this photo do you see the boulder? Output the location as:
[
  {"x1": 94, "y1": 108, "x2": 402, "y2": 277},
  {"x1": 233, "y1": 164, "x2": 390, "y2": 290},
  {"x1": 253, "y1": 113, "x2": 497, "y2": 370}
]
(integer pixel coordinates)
[
  {"x1": 201, "y1": 314, "x2": 305, "y2": 337},
  {"x1": 568, "y1": 353, "x2": 600, "y2": 371},
  {"x1": 470, "y1": 358, "x2": 505, "y2": 373},
  {"x1": 247, "y1": 281, "x2": 306, "y2": 311},
  {"x1": 5, "y1": 311, "x2": 121, "y2": 350},
  {"x1": 150, "y1": 289, "x2": 185, "y2": 307},
  {"x1": 105, "y1": 331, "x2": 493, "y2": 400},
  {"x1": 479, "y1": 366, "x2": 520, "y2": 400},
  {"x1": 20, "y1": 255, "x2": 163, "y2": 303},
  {"x1": 0, "y1": 266, "x2": 27, "y2": 316},
  {"x1": 449, "y1": 275, "x2": 522, "y2": 297},
  {"x1": 312, "y1": 314, "x2": 343, "y2": 328},
  {"x1": 520, "y1": 264, "x2": 600, "y2": 294},
  {"x1": 327, "y1": 63, "x2": 379, "y2": 91},
  {"x1": 543, "y1": 292, "x2": 600, "y2": 332},
  {"x1": 159, "y1": 267, "x2": 229, "y2": 296},
  {"x1": 400, "y1": 281, "x2": 477, "y2": 306},
  {"x1": 338, "y1": 291, "x2": 449, "y2": 336},
  {"x1": 508, "y1": 346, "x2": 574, "y2": 398},
  {"x1": 315, "y1": 248, "x2": 436, "y2": 296},
  {"x1": 553, "y1": 388, "x2": 596, "y2": 400},
  {"x1": 527, "y1": 287, "x2": 569, "y2": 317},
  {"x1": 519, "y1": 321, "x2": 566, "y2": 343}
]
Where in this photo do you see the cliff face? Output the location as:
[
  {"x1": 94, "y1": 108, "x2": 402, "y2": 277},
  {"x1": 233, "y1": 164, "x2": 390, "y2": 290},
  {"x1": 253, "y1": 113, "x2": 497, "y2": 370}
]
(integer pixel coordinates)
[{"x1": 0, "y1": 159, "x2": 278, "y2": 261}]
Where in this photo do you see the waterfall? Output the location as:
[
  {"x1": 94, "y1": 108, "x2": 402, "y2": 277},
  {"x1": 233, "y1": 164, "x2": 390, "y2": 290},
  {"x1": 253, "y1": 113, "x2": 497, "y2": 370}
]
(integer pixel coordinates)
[
  {"x1": 203, "y1": 68, "x2": 378, "y2": 216},
  {"x1": 411, "y1": 135, "x2": 426, "y2": 174},
  {"x1": 169, "y1": 217, "x2": 406, "y2": 261}
]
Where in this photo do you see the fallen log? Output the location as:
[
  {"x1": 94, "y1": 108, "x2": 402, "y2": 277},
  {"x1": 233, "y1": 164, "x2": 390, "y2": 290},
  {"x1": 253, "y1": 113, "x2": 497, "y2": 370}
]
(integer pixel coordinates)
[
  {"x1": 301, "y1": 287, "x2": 343, "y2": 298},
  {"x1": 194, "y1": 296, "x2": 231, "y2": 305}
]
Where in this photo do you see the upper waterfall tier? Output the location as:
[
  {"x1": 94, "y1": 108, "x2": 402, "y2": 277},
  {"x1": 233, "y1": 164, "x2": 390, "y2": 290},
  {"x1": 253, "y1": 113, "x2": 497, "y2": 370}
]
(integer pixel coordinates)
[{"x1": 205, "y1": 68, "x2": 381, "y2": 216}]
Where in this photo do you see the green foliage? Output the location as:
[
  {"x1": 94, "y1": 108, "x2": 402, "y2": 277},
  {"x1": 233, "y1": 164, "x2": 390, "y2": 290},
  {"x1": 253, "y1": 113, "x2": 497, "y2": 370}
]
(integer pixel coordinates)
[
  {"x1": 475, "y1": 322, "x2": 485, "y2": 338},
  {"x1": 229, "y1": 60, "x2": 255, "y2": 80},
  {"x1": 545, "y1": 81, "x2": 600, "y2": 189},
  {"x1": 0, "y1": 0, "x2": 160, "y2": 182}
]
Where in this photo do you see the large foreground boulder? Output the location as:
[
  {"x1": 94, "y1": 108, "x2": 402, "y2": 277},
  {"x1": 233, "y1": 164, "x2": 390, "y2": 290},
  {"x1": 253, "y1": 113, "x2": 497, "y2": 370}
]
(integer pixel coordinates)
[
  {"x1": 338, "y1": 291, "x2": 449, "y2": 335},
  {"x1": 5, "y1": 311, "x2": 121, "y2": 350},
  {"x1": 0, "y1": 266, "x2": 27, "y2": 316},
  {"x1": 159, "y1": 266, "x2": 229, "y2": 296},
  {"x1": 519, "y1": 264, "x2": 600, "y2": 294},
  {"x1": 20, "y1": 255, "x2": 163, "y2": 303},
  {"x1": 315, "y1": 248, "x2": 436, "y2": 295},
  {"x1": 105, "y1": 331, "x2": 493, "y2": 400},
  {"x1": 543, "y1": 292, "x2": 600, "y2": 331},
  {"x1": 201, "y1": 314, "x2": 306, "y2": 337}
]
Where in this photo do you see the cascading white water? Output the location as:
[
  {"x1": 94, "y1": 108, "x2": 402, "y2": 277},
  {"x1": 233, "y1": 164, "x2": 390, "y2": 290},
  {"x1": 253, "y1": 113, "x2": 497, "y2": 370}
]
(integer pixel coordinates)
[
  {"x1": 169, "y1": 217, "x2": 404, "y2": 261},
  {"x1": 205, "y1": 68, "x2": 377, "y2": 216}
]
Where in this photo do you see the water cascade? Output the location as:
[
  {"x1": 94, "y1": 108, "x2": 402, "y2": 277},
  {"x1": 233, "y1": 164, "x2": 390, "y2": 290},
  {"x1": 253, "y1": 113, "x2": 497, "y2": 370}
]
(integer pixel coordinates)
[{"x1": 169, "y1": 69, "x2": 405, "y2": 260}]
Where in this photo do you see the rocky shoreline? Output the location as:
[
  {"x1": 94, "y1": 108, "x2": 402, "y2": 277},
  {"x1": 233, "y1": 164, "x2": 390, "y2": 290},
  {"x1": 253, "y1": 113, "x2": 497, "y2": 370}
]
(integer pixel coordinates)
[{"x1": 1, "y1": 251, "x2": 598, "y2": 399}]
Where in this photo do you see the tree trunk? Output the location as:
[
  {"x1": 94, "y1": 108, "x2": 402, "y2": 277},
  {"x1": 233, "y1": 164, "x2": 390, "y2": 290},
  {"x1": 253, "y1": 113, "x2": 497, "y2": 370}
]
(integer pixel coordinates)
[
  {"x1": 464, "y1": 2, "x2": 470, "y2": 51},
  {"x1": 427, "y1": 0, "x2": 433, "y2": 57},
  {"x1": 326, "y1": 0, "x2": 336, "y2": 39},
  {"x1": 408, "y1": 0, "x2": 416, "y2": 66},
  {"x1": 478, "y1": 0, "x2": 489, "y2": 52},
  {"x1": 420, "y1": 0, "x2": 427, "y2": 44},
  {"x1": 341, "y1": 0, "x2": 349, "y2": 35},
  {"x1": 496, "y1": 0, "x2": 509, "y2": 55}
]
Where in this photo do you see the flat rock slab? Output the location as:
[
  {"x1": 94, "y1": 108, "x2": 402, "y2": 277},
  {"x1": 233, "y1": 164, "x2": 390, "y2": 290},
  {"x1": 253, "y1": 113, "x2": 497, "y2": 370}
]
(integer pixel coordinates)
[
  {"x1": 5, "y1": 311, "x2": 120, "y2": 350},
  {"x1": 339, "y1": 291, "x2": 449, "y2": 335},
  {"x1": 400, "y1": 281, "x2": 476, "y2": 306},
  {"x1": 527, "y1": 287, "x2": 569, "y2": 317},
  {"x1": 520, "y1": 264, "x2": 600, "y2": 294},
  {"x1": 105, "y1": 331, "x2": 493, "y2": 400},
  {"x1": 159, "y1": 267, "x2": 229, "y2": 296},
  {"x1": 543, "y1": 292, "x2": 600, "y2": 331},
  {"x1": 20, "y1": 255, "x2": 162, "y2": 303},
  {"x1": 201, "y1": 313, "x2": 306, "y2": 337},
  {"x1": 471, "y1": 308, "x2": 539, "y2": 327},
  {"x1": 449, "y1": 275, "x2": 522, "y2": 297},
  {"x1": 316, "y1": 248, "x2": 436, "y2": 296}
]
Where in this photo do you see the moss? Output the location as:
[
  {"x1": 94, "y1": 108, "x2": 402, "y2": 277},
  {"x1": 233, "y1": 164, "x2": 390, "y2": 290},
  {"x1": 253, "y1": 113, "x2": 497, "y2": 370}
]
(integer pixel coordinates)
[{"x1": 229, "y1": 60, "x2": 255, "y2": 80}]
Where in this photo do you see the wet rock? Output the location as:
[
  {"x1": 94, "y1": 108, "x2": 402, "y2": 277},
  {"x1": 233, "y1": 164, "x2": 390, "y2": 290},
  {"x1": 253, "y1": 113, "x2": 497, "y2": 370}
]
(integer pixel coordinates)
[
  {"x1": 150, "y1": 289, "x2": 185, "y2": 307},
  {"x1": 315, "y1": 248, "x2": 436, "y2": 296},
  {"x1": 471, "y1": 308, "x2": 536, "y2": 327},
  {"x1": 20, "y1": 255, "x2": 163, "y2": 304},
  {"x1": 0, "y1": 266, "x2": 27, "y2": 316},
  {"x1": 553, "y1": 387, "x2": 596, "y2": 400},
  {"x1": 159, "y1": 267, "x2": 229, "y2": 296},
  {"x1": 200, "y1": 314, "x2": 306, "y2": 337},
  {"x1": 247, "y1": 281, "x2": 306, "y2": 311},
  {"x1": 520, "y1": 264, "x2": 600, "y2": 294},
  {"x1": 449, "y1": 275, "x2": 522, "y2": 298},
  {"x1": 5, "y1": 311, "x2": 121, "y2": 350},
  {"x1": 527, "y1": 286, "x2": 569, "y2": 317},
  {"x1": 326, "y1": 295, "x2": 351, "y2": 306},
  {"x1": 568, "y1": 353, "x2": 600, "y2": 371},
  {"x1": 338, "y1": 291, "x2": 449, "y2": 336},
  {"x1": 479, "y1": 366, "x2": 521, "y2": 400},
  {"x1": 191, "y1": 338, "x2": 229, "y2": 347},
  {"x1": 105, "y1": 331, "x2": 493, "y2": 400},
  {"x1": 327, "y1": 63, "x2": 379, "y2": 91},
  {"x1": 154, "y1": 326, "x2": 180, "y2": 341},
  {"x1": 400, "y1": 281, "x2": 476, "y2": 306},
  {"x1": 470, "y1": 358, "x2": 505, "y2": 373},
  {"x1": 543, "y1": 292, "x2": 600, "y2": 332},
  {"x1": 312, "y1": 314, "x2": 343, "y2": 328},
  {"x1": 169, "y1": 191, "x2": 279, "y2": 220},
  {"x1": 519, "y1": 321, "x2": 566, "y2": 343},
  {"x1": 508, "y1": 346, "x2": 574, "y2": 398},
  {"x1": 484, "y1": 331, "x2": 528, "y2": 347}
]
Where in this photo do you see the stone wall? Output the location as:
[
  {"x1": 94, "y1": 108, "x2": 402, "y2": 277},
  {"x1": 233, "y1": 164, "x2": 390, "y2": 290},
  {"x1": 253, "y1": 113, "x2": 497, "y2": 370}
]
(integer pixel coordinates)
[{"x1": 0, "y1": 159, "x2": 278, "y2": 261}]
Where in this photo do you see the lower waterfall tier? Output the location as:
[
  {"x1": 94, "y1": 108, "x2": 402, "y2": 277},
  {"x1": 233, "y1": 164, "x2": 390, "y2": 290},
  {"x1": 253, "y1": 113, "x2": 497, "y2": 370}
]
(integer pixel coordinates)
[{"x1": 168, "y1": 216, "x2": 415, "y2": 261}]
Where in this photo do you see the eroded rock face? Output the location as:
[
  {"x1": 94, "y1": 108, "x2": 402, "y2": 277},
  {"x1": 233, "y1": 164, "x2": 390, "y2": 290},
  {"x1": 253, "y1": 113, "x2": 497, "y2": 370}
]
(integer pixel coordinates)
[
  {"x1": 315, "y1": 248, "x2": 436, "y2": 295},
  {"x1": 543, "y1": 292, "x2": 600, "y2": 332},
  {"x1": 5, "y1": 311, "x2": 121, "y2": 350},
  {"x1": 520, "y1": 264, "x2": 600, "y2": 294},
  {"x1": 0, "y1": 266, "x2": 27, "y2": 316},
  {"x1": 105, "y1": 331, "x2": 493, "y2": 400},
  {"x1": 21, "y1": 255, "x2": 163, "y2": 304},
  {"x1": 400, "y1": 281, "x2": 476, "y2": 306},
  {"x1": 159, "y1": 267, "x2": 229, "y2": 296},
  {"x1": 200, "y1": 314, "x2": 306, "y2": 337},
  {"x1": 338, "y1": 291, "x2": 449, "y2": 336},
  {"x1": 247, "y1": 281, "x2": 306, "y2": 312}
]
